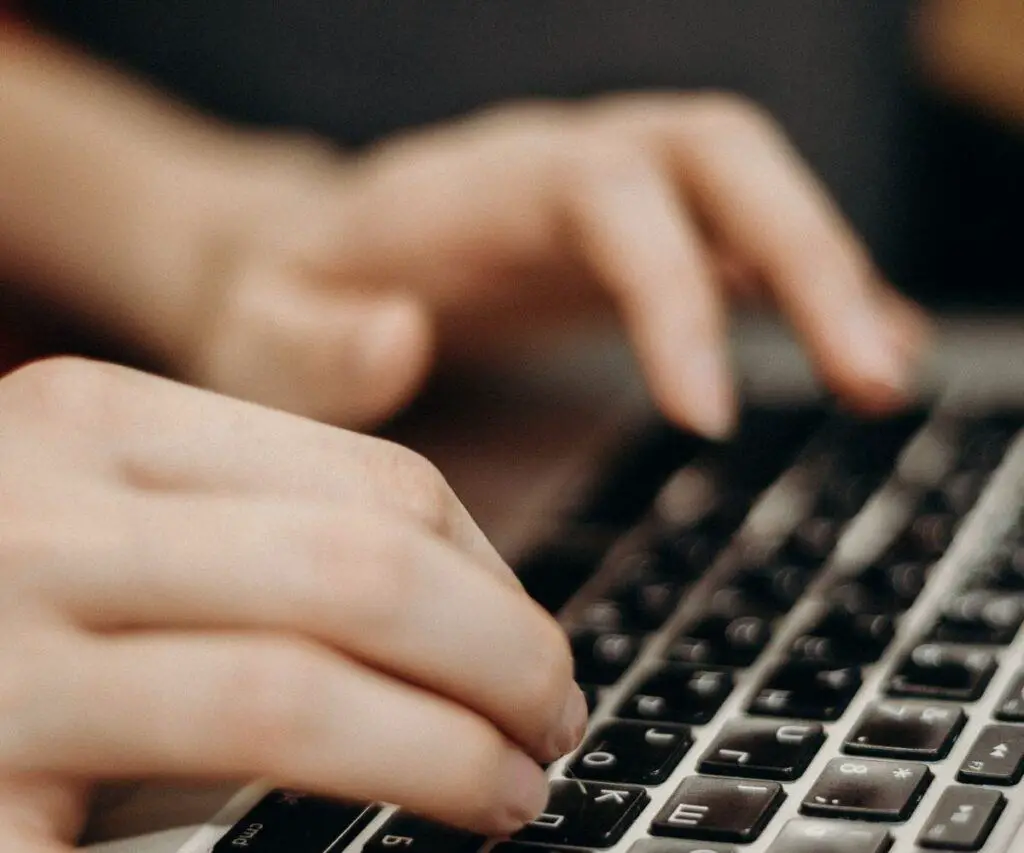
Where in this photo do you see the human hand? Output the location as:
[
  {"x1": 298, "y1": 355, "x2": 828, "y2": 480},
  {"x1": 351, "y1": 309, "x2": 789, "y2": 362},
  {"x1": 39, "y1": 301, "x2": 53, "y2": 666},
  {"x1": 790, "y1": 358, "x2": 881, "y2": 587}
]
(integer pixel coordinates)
[
  {"x1": 0, "y1": 357, "x2": 584, "y2": 850},
  {"x1": 184, "y1": 93, "x2": 927, "y2": 434}
]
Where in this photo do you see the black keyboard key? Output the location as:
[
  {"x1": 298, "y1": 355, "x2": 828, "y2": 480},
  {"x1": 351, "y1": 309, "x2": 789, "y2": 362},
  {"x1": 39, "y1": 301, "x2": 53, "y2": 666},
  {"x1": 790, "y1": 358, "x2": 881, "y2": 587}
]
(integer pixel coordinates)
[
  {"x1": 801, "y1": 757, "x2": 932, "y2": 822},
  {"x1": 617, "y1": 578, "x2": 685, "y2": 631},
  {"x1": 214, "y1": 792, "x2": 376, "y2": 853},
  {"x1": 996, "y1": 670, "x2": 1024, "y2": 721},
  {"x1": 574, "y1": 422, "x2": 705, "y2": 529},
  {"x1": 749, "y1": 661, "x2": 861, "y2": 721},
  {"x1": 981, "y1": 546, "x2": 1024, "y2": 592},
  {"x1": 791, "y1": 611, "x2": 896, "y2": 665},
  {"x1": 518, "y1": 534, "x2": 611, "y2": 615},
  {"x1": 889, "y1": 644, "x2": 997, "y2": 702},
  {"x1": 365, "y1": 816, "x2": 483, "y2": 853},
  {"x1": 894, "y1": 502, "x2": 958, "y2": 561},
  {"x1": 932, "y1": 591, "x2": 1024, "y2": 645},
  {"x1": 650, "y1": 777, "x2": 785, "y2": 844},
  {"x1": 845, "y1": 701, "x2": 966, "y2": 760},
  {"x1": 732, "y1": 561, "x2": 808, "y2": 613},
  {"x1": 515, "y1": 780, "x2": 648, "y2": 848},
  {"x1": 572, "y1": 631, "x2": 642, "y2": 685},
  {"x1": 667, "y1": 615, "x2": 772, "y2": 668},
  {"x1": 767, "y1": 819, "x2": 893, "y2": 853},
  {"x1": 782, "y1": 516, "x2": 841, "y2": 569},
  {"x1": 957, "y1": 416, "x2": 1018, "y2": 474},
  {"x1": 568, "y1": 721, "x2": 693, "y2": 785},
  {"x1": 629, "y1": 840, "x2": 736, "y2": 853},
  {"x1": 493, "y1": 845, "x2": 589, "y2": 853},
  {"x1": 857, "y1": 560, "x2": 930, "y2": 610},
  {"x1": 578, "y1": 600, "x2": 630, "y2": 634},
  {"x1": 957, "y1": 725, "x2": 1024, "y2": 785},
  {"x1": 918, "y1": 787, "x2": 1005, "y2": 851},
  {"x1": 698, "y1": 719, "x2": 824, "y2": 781},
  {"x1": 619, "y1": 665, "x2": 733, "y2": 725}
]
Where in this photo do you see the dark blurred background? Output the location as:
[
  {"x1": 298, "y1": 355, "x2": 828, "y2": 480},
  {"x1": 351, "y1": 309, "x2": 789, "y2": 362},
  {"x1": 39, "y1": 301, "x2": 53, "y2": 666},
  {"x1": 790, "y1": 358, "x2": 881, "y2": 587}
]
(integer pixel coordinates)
[{"x1": 31, "y1": 1, "x2": 1023, "y2": 312}]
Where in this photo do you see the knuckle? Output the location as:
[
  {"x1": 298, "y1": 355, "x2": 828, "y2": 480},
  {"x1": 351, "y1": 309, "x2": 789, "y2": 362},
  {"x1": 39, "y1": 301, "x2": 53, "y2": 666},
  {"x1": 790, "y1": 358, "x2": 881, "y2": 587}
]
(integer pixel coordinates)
[
  {"x1": 688, "y1": 90, "x2": 779, "y2": 138},
  {"x1": 559, "y1": 136, "x2": 638, "y2": 189},
  {"x1": 377, "y1": 443, "x2": 460, "y2": 535},
  {"x1": 0, "y1": 357, "x2": 127, "y2": 433}
]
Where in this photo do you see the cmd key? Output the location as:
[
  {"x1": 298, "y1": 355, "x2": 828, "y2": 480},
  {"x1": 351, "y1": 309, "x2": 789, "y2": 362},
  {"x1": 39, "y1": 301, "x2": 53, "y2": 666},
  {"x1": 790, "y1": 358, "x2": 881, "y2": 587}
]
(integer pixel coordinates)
[{"x1": 214, "y1": 791, "x2": 377, "y2": 853}]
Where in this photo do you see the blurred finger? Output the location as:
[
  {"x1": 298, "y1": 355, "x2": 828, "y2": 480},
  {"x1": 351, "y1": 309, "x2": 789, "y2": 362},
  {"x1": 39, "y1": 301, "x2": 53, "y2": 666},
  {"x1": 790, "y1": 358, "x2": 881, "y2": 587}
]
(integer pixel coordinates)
[
  {"x1": 196, "y1": 279, "x2": 434, "y2": 430},
  {"x1": 565, "y1": 147, "x2": 735, "y2": 437},
  {"x1": 658, "y1": 95, "x2": 924, "y2": 410}
]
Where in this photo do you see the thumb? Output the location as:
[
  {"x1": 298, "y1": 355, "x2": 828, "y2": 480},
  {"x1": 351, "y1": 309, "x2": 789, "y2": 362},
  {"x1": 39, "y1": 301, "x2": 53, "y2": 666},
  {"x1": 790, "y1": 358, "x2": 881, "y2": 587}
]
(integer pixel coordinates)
[{"x1": 191, "y1": 271, "x2": 435, "y2": 428}]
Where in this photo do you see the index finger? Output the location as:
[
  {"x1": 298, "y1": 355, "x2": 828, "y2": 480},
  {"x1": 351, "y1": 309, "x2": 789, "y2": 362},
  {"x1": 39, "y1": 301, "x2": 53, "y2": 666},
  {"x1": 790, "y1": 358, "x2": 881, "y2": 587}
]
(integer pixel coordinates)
[{"x1": 656, "y1": 95, "x2": 929, "y2": 410}]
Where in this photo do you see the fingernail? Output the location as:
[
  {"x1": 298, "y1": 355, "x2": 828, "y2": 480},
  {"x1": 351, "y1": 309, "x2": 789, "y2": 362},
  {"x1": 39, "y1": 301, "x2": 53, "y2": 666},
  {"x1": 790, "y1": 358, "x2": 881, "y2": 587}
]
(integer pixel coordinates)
[
  {"x1": 498, "y1": 749, "x2": 549, "y2": 830},
  {"x1": 680, "y1": 349, "x2": 736, "y2": 440}
]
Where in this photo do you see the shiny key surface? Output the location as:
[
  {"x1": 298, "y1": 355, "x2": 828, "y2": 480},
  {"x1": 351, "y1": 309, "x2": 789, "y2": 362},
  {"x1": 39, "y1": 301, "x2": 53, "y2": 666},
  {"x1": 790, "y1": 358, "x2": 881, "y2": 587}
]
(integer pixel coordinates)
[
  {"x1": 698, "y1": 719, "x2": 825, "y2": 781},
  {"x1": 619, "y1": 665, "x2": 734, "y2": 725},
  {"x1": 801, "y1": 758, "x2": 932, "y2": 822},
  {"x1": 844, "y1": 701, "x2": 966, "y2": 761},
  {"x1": 766, "y1": 819, "x2": 893, "y2": 853},
  {"x1": 363, "y1": 815, "x2": 483, "y2": 853},
  {"x1": 957, "y1": 724, "x2": 1024, "y2": 785},
  {"x1": 650, "y1": 776, "x2": 785, "y2": 844},
  {"x1": 918, "y1": 786, "x2": 1006, "y2": 851},
  {"x1": 214, "y1": 792, "x2": 377, "y2": 853},
  {"x1": 515, "y1": 780, "x2": 649, "y2": 849},
  {"x1": 567, "y1": 721, "x2": 694, "y2": 785}
]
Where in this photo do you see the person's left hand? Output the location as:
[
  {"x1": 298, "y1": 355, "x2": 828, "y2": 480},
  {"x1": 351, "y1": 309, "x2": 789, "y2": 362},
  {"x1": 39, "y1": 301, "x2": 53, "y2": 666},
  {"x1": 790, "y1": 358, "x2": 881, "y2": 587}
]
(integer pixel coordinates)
[{"x1": 183, "y1": 93, "x2": 928, "y2": 435}]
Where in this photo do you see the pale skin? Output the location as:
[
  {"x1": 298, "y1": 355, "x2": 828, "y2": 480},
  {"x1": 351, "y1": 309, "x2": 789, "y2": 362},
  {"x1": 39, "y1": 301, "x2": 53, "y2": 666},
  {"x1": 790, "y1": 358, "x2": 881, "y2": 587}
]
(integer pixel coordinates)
[{"x1": 0, "y1": 24, "x2": 929, "y2": 851}]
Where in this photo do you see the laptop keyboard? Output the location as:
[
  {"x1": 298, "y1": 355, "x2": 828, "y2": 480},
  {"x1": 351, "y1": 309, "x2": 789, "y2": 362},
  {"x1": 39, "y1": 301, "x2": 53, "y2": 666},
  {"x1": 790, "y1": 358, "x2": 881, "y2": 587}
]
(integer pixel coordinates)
[{"x1": 211, "y1": 403, "x2": 1024, "y2": 853}]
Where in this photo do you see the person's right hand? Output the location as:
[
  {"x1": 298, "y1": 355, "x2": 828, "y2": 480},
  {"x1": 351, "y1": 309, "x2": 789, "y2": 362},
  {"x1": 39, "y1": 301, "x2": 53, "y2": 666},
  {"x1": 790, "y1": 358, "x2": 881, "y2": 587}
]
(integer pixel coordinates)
[{"x1": 0, "y1": 357, "x2": 585, "y2": 852}]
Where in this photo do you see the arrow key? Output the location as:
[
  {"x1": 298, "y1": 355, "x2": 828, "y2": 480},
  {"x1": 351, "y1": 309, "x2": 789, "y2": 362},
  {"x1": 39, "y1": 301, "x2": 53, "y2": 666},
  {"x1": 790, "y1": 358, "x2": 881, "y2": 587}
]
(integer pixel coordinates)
[{"x1": 957, "y1": 725, "x2": 1024, "y2": 785}]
